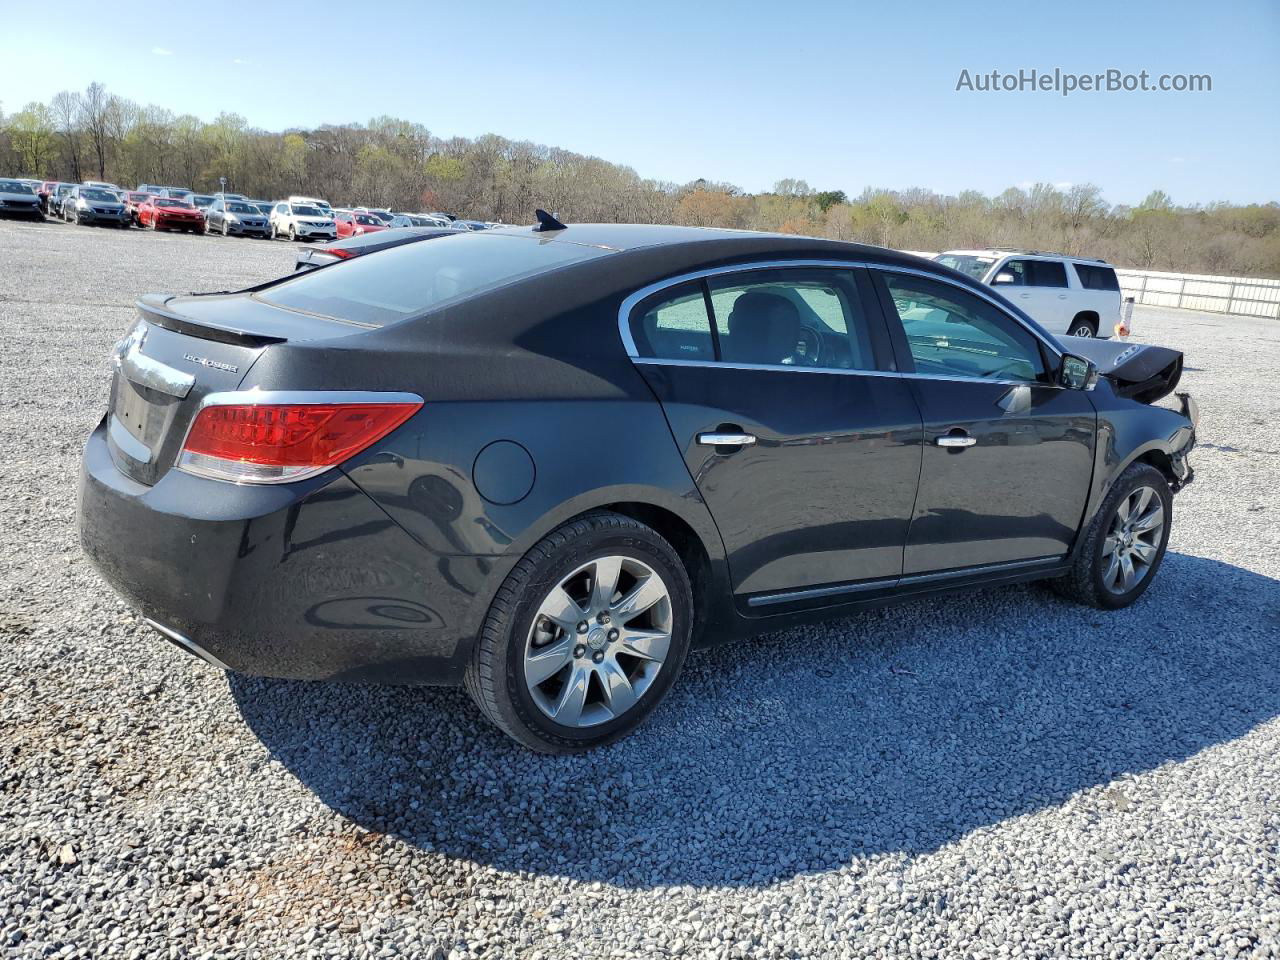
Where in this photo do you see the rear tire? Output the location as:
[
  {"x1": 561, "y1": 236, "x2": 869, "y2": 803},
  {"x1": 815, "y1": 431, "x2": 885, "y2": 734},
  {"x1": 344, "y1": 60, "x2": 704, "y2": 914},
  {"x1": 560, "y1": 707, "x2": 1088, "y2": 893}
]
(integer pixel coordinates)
[
  {"x1": 1069, "y1": 315, "x2": 1098, "y2": 338},
  {"x1": 1049, "y1": 462, "x2": 1171, "y2": 609},
  {"x1": 464, "y1": 511, "x2": 693, "y2": 753}
]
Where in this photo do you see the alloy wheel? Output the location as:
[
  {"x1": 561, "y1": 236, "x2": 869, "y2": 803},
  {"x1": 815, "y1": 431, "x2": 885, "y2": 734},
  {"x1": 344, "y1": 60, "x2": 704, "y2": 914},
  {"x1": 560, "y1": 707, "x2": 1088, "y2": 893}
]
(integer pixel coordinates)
[
  {"x1": 1101, "y1": 485, "x2": 1165, "y2": 594},
  {"x1": 1072, "y1": 324, "x2": 1095, "y2": 337},
  {"x1": 523, "y1": 555, "x2": 673, "y2": 728}
]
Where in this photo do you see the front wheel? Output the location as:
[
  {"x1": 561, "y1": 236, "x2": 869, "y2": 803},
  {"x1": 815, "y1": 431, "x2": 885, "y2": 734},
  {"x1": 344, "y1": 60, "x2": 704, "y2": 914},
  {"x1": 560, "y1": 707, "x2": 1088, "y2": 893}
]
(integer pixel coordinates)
[
  {"x1": 1050, "y1": 462, "x2": 1171, "y2": 609},
  {"x1": 287, "y1": 224, "x2": 296, "y2": 242},
  {"x1": 465, "y1": 512, "x2": 693, "y2": 753}
]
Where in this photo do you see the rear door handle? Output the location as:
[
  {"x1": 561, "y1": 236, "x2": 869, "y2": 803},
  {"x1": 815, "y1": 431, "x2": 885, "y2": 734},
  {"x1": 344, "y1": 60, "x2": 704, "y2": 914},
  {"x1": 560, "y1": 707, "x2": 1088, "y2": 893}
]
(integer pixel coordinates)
[
  {"x1": 935, "y1": 433, "x2": 976, "y2": 448},
  {"x1": 698, "y1": 432, "x2": 757, "y2": 448}
]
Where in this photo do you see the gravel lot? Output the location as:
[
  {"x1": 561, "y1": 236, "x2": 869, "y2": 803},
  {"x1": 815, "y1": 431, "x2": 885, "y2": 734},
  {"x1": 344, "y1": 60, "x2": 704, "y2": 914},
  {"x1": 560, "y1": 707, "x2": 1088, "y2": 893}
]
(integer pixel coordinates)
[{"x1": 2, "y1": 216, "x2": 1278, "y2": 959}]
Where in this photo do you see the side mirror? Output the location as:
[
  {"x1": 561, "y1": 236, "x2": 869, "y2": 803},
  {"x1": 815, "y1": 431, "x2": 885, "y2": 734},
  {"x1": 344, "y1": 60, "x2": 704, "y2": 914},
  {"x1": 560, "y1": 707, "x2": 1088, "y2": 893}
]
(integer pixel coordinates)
[
  {"x1": 992, "y1": 271, "x2": 1016, "y2": 285},
  {"x1": 1059, "y1": 354, "x2": 1098, "y2": 391}
]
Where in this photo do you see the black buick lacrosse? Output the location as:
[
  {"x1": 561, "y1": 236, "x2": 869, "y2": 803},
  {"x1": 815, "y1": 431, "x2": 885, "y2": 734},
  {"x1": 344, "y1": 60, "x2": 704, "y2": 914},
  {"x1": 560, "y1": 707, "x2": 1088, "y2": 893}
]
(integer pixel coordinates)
[{"x1": 79, "y1": 217, "x2": 1197, "y2": 751}]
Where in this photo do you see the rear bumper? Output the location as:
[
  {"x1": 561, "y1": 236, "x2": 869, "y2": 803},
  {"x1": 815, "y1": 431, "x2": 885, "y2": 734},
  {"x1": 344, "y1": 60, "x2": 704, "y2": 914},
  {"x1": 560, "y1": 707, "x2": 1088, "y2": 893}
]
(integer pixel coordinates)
[{"x1": 78, "y1": 418, "x2": 479, "y2": 685}]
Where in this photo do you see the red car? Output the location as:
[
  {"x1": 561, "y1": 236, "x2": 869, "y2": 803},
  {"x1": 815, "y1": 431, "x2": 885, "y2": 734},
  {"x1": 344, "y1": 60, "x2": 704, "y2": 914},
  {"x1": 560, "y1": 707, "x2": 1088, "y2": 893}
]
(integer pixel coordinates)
[
  {"x1": 138, "y1": 196, "x2": 206, "y2": 233},
  {"x1": 334, "y1": 210, "x2": 387, "y2": 238}
]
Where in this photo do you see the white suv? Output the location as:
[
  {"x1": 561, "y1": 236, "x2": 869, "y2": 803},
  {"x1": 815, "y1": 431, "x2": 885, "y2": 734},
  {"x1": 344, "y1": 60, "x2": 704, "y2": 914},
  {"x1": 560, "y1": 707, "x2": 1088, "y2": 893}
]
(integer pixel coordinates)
[
  {"x1": 269, "y1": 200, "x2": 337, "y2": 242},
  {"x1": 933, "y1": 250, "x2": 1121, "y2": 338}
]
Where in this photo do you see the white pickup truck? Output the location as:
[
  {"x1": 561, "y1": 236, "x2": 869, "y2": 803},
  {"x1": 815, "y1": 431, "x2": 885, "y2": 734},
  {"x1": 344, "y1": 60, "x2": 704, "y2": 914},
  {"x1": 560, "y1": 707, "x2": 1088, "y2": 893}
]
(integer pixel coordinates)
[{"x1": 933, "y1": 249, "x2": 1122, "y2": 338}]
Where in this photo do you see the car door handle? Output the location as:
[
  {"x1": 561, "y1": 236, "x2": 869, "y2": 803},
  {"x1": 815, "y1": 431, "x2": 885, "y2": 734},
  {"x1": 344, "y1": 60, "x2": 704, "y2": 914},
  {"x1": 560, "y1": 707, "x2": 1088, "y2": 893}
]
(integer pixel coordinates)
[
  {"x1": 935, "y1": 433, "x2": 976, "y2": 448},
  {"x1": 698, "y1": 432, "x2": 757, "y2": 447}
]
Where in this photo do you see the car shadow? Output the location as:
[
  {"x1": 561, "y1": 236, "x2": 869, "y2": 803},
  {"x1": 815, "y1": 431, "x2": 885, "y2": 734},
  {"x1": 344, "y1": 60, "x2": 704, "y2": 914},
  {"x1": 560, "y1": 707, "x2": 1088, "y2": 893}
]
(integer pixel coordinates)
[{"x1": 230, "y1": 552, "x2": 1280, "y2": 888}]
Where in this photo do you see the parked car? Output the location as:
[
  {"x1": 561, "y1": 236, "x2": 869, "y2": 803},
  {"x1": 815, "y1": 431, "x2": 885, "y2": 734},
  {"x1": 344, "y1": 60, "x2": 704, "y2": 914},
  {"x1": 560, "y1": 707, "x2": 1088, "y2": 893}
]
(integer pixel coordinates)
[
  {"x1": 63, "y1": 185, "x2": 129, "y2": 226},
  {"x1": 158, "y1": 187, "x2": 195, "y2": 202},
  {"x1": 269, "y1": 200, "x2": 337, "y2": 242},
  {"x1": 334, "y1": 209, "x2": 387, "y2": 238},
  {"x1": 356, "y1": 208, "x2": 394, "y2": 224},
  {"x1": 37, "y1": 180, "x2": 60, "y2": 214},
  {"x1": 122, "y1": 191, "x2": 152, "y2": 225},
  {"x1": 288, "y1": 195, "x2": 333, "y2": 218},
  {"x1": 387, "y1": 214, "x2": 442, "y2": 228},
  {"x1": 932, "y1": 250, "x2": 1121, "y2": 338},
  {"x1": 82, "y1": 180, "x2": 121, "y2": 192},
  {"x1": 450, "y1": 219, "x2": 489, "y2": 231},
  {"x1": 137, "y1": 195, "x2": 206, "y2": 233},
  {"x1": 190, "y1": 195, "x2": 215, "y2": 213},
  {"x1": 51, "y1": 183, "x2": 78, "y2": 218},
  {"x1": 294, "y1": 225, "x2": 451, "y2": 271},
  {"x1": 79, "y1": 223, "x2": 1197, "y2": 752},
  {"x1": 206, "y1": 198, "x2": 270, "y2": 237},
  {"x1": 0, "y1": 178, "x2": 44, "y2": 220},
  {"x1": 247, "y1": 200, "x2": 274, "y2": 217}
]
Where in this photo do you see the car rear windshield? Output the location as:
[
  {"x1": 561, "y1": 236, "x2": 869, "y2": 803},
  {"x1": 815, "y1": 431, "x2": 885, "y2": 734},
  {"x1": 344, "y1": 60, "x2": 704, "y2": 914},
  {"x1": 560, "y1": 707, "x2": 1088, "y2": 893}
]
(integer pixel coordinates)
[
  {"x1": 933, "y1": 254, "x2": 996, "y2": 280},
  {"x1": 258, "y1": 231, "x2": 612, "y2": 326}
]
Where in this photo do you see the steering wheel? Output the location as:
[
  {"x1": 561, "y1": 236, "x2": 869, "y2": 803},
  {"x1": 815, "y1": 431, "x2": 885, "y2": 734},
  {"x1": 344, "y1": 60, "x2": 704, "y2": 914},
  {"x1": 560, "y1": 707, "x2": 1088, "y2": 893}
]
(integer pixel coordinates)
[{"x1": 793, "y1": 325, "x2": 823, "y2": 366}]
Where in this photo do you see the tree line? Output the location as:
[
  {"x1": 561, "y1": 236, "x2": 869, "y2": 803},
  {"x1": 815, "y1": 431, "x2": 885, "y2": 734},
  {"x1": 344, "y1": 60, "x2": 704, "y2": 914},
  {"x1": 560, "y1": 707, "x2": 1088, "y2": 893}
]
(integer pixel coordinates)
[{"x1": 3, "y1": 82, "x2": 1277, "y2": 279}]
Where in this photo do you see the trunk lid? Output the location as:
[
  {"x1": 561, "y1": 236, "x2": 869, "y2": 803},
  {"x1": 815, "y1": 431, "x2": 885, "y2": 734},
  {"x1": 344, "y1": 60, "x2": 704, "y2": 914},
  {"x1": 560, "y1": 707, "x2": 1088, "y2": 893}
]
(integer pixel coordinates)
[{"x1": 105, "y1": 294, "x2": 372, "y2": 486}]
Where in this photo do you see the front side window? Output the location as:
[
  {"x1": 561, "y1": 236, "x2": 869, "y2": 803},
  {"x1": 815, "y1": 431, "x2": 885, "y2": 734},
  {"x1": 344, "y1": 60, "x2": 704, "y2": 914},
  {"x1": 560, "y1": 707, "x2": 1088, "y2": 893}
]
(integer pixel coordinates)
[{"x1": 881, "y1": 273, "x2": 1047, "y2": 383}]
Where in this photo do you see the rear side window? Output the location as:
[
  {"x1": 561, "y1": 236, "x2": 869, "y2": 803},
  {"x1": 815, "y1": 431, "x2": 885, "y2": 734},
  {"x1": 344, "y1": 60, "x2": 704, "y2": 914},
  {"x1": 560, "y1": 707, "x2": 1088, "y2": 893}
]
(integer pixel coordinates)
[
  {"x1": 1074, "y1": 263, "x2": 1120, "y2": 291},
  {"x1": 259, "y1": 232, "x2": 611, "y2": 326},
  {"x1": 708, "y1": 269, "x2": 875, "y2": 370},
  {"x1": 1025, "y1": 260, "x2": 1068, "y2": 287},
  {"x1": 630, "y1": 282, "x2": 714, "y2": 361}
]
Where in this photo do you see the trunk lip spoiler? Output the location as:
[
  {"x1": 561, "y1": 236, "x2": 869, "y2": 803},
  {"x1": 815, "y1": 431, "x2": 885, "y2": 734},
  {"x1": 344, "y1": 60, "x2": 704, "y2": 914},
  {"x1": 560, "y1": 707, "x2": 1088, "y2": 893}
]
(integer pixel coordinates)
[{"x1": 136, "y1": 294, "x2": 288, "y2": 348}]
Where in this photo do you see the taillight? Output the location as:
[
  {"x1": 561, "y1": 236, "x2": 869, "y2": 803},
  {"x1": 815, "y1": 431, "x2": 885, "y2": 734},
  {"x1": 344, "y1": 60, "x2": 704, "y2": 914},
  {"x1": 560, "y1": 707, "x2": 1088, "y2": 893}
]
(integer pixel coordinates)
[
  {"x1": 177, "y1": 392, "x2": 422, "y2": 484},
  {"x1": 327, "y1": 247, "x2": 355, "y2": 259}
]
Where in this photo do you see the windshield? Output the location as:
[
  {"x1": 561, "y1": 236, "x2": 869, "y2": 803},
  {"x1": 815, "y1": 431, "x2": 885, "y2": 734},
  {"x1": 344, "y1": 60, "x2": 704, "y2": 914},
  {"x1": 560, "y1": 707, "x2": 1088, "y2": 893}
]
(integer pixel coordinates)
[
  {"x1": 228, "y1": 202, "x2": 257, "y2": 213},
  {"x1": 933, "y1": 254, "x2": 997, "y2": 281},
  {"x1": 0, "y1": 180, "x2": 35, "y2": 194},
  {"x1": 155, "y1": 198, "x2": 190, "y2": 208},
  {"x1": 83, "y1": 189, "x2": 118, "y2": 203},
  {"x1": 291, "y1": 205, "x2": 324, "y2": 216},
  {"x1": 259, "y1": 232, "x2": 611, "y2": 327},
  {"x1": 354, "y1": 214, "x2": 381, "y2": 225}
]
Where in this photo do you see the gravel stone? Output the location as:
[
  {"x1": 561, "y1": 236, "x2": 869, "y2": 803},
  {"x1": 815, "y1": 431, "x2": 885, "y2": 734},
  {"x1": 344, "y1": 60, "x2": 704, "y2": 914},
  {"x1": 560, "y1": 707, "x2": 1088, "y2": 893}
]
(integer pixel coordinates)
[{"x1": 1, "y1": 217, "x2": 1278, "y2": 958}]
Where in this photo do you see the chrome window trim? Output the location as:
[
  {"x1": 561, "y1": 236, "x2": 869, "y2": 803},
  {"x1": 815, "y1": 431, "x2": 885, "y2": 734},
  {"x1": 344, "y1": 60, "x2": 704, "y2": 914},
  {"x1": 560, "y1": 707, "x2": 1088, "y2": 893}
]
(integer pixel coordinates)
[
  {"x1": 616, "y1": 257, "x2": 1064, "y2": 375},
  {"x1": 632, "y1": 356, "x2": 1044, "y2": 388}
]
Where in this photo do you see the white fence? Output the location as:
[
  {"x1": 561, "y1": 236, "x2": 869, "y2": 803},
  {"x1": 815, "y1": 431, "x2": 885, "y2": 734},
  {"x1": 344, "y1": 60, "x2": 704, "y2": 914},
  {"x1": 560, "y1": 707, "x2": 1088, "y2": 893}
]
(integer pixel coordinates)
[{"x1": 1115, "y1": 268, "x2": 1280, "y2": 320}]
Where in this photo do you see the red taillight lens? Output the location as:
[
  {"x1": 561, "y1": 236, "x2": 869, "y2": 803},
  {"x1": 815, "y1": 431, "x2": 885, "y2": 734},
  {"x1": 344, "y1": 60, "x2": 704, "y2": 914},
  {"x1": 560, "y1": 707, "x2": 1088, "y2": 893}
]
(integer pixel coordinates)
[
  {"x1": 327, "y1": 247, "x2": 355, "y2": 259},
  {"x1": 178, "y1": 398, "x2": 421, "y2": 484}
]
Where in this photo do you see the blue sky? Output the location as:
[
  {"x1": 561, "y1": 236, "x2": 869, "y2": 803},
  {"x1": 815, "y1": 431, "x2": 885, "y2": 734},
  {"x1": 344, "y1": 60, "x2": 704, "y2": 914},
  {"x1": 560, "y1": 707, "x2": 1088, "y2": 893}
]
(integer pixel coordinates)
[{"x1": 1, "y1": 0, "x2": 1275, "y2": 205}]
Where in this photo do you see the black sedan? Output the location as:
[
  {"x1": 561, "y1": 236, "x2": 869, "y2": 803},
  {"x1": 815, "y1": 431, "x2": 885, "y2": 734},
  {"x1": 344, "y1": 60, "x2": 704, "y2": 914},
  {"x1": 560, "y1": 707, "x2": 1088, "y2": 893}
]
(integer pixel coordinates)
[
  {"x1": 0, "y1": 178, "x2": 44, "y2": 219},
  {"x1": 79, "y1": 222, "x2": 1197, "y2": 752},
  {"x1": 294, "y1": 226, "x2": 453, "y2": 271}
]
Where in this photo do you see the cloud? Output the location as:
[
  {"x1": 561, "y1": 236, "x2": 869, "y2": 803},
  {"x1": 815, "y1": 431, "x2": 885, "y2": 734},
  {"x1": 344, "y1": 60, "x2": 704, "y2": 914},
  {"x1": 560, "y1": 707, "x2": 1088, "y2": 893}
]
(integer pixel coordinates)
[
  {"x1": 152, "y1": 46, "x2": 173, "y2": 56},
  {"x1": 232, "y1": 58, "x2": 250, "y2": 65}
]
